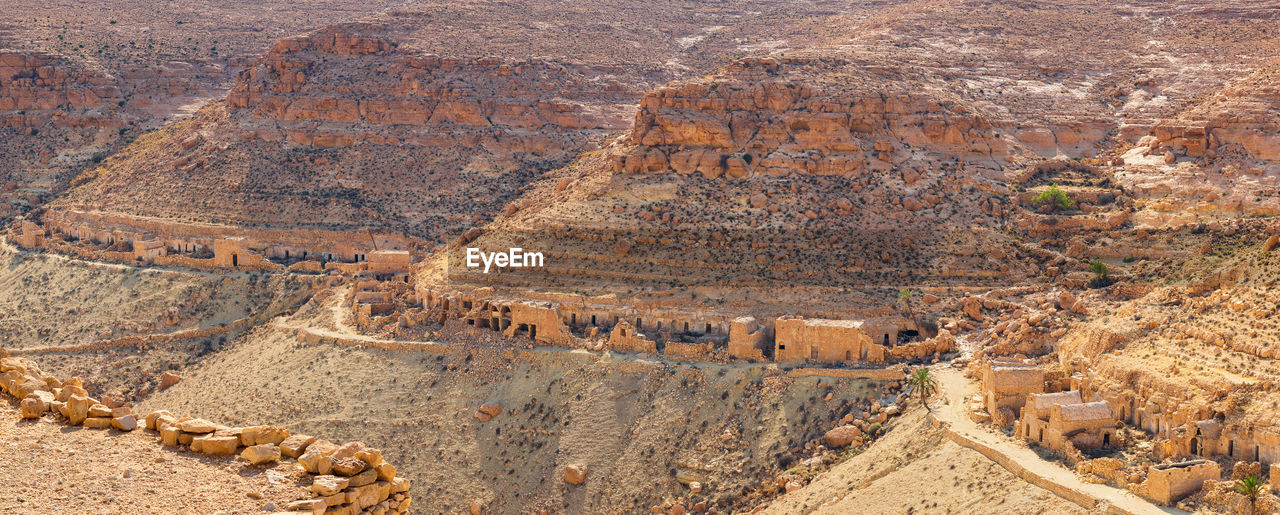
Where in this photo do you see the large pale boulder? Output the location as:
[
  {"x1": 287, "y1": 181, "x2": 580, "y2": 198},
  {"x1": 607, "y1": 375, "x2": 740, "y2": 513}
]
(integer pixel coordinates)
[{"x1": 112, "y1": 414, "x2": 138, "y2": 431}]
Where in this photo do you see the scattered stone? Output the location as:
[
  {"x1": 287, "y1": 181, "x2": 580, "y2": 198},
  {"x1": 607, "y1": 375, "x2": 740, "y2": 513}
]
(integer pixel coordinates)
[
  {"x1": 475, "y1": 402, "x2": 502, "y2": 422},
  {"x1": 82, "y1": 417, "x2": 114, "y2": 429}
]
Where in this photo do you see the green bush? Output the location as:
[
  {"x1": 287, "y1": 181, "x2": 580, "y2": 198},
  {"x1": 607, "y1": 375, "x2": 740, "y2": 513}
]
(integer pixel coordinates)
[
  {"x1": 1033, "y1": 183, "x2": 1073, "y2": 211},
  {"x1": 1088, "y1": 260, "x2": 1113, "y2": 288}
]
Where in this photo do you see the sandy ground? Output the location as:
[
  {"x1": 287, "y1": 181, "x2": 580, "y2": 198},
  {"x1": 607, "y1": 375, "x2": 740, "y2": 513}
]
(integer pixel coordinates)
[
  {"x1": 763, "y1": 408, "x2": 1086, "y2": 514},
  {"x1": 0, "y1": 398, "x2": 311, "y2": 514}
]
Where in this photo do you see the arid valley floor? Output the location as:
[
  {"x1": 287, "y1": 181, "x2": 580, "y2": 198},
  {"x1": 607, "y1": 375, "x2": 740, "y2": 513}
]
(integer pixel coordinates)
[{"x1": 2, "y1": 1, "x2": 1280, "y2": 514}]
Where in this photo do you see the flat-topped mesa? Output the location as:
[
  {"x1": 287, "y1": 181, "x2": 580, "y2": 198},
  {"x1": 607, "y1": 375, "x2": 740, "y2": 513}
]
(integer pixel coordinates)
[{"x1": 613, "y1": 57, "x2": 1014, "y2": 179}]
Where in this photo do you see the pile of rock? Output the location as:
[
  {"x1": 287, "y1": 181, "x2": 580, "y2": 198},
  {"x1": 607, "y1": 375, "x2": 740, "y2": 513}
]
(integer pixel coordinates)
[
  {"x1": 1, "y1": 356, "x2": 412, "y2": 515},
  {"x1": 145, "y1": 412, "x2": 411, "y2": 514},
  {"x1": 1, "y1": 356, "x2": 139, "y2": 431}
]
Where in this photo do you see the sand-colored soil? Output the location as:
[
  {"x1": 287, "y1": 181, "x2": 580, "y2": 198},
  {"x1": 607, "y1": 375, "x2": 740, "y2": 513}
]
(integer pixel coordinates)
[
  {"x1": 764, "y1": 408, "x2": 1086, "y2": 514},
  {"x1": 0, "y1": 398, "x2": 311, "y2": 514}
]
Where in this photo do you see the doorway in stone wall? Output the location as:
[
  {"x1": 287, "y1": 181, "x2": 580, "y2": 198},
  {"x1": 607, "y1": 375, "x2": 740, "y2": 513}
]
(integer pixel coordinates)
[{"x1": 232, "y1": 254, "x2": 238, "y2": 267}]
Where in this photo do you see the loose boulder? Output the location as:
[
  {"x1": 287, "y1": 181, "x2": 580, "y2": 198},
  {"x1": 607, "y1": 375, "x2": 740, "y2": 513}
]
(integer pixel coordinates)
[
  {"x1": 823, "y1": 425, "x2": 863, "y2": 447},
  {"x1": 564, "y1": 464, "x2": 587, "y2": 485}
]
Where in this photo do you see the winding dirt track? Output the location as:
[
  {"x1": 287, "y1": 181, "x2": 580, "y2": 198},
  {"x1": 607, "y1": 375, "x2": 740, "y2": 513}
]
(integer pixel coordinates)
[{"x1": 931, "y1": 367, "x2": 1179, "y2": 515}]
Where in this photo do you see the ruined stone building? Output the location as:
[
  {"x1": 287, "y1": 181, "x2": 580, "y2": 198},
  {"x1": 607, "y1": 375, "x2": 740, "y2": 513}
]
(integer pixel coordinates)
[
  {"x1": 773, "y1": 317, "x2": 894, "y2": 365},
  {"x1": 981, "y1": 362, "x2": 1045, "y2": 427},
  {"x1": 1132, "y1": 460, "x2": 1222, "y2": 506}
]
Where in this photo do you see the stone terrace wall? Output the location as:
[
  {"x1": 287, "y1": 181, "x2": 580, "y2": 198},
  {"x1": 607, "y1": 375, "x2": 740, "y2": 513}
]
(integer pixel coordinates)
[{"x1": 0, "y1": 356, "x2": 412, "y2": 514}]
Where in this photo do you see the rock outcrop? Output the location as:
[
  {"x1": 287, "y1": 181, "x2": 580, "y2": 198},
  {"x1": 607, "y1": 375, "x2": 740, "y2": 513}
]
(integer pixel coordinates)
[{"x1": 613, "y1": 57, "x2": 1014, "y2": 179}]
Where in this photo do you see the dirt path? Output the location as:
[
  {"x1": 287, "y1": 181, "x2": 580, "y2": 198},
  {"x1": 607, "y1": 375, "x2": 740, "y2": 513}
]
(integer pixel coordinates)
[{"x1": 930, "y1": 367, "x2": 1180, "y2": 515}]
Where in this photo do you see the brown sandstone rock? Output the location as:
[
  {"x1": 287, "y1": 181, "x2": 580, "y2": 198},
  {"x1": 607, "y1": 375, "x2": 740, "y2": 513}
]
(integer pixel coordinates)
[
  {"x1": 286, "y1": 499, "x2": 326, "y2": 514},
  {"x1": 193, "y1": 434, "x2": 240, "y2": 455},
  {"x1": 347, "y1": 467, "x2": 379, "y2": 488},
  {"x1": 962, "y1": 296, "x2": 984, "y2": 322},
  {"x1": 160, "y1": 426, "x2": 181, "y2": 446},
  {"x1": 242, "y1": 443, "x2": 282, "y2": 465},
  {"x1": 87, "y1": 404, "x2": 112, "y2": 418},
  {"x1": 280, "y1": 433, "x2": 317, "y2": 458},
  {"x1": 564, "y1": 464, "x2": 587, "y2": 485},
  {"x1": 330, "y1": 457, "x2": 368, "y2": 477},
  {"x1": 476, "y1": 402, "x2": 502, "y2": 422},
  {"x1": 82, "y1": 417, "x2": 114, "y2": 429},
  {"x1": 144, "y1": 410, "x2": 173, "y2": 430},
  {"x1": 20, "y1": 395, "x2": 48, "y2": 418},
  {"x1": 159, "y1": 371, "x2": 181, "y2": 389},
  {"x1": 311, "y1": 476, "x2": 349, "y2": 497},
  {"x1": 112, "y1": 414, "x2": 138, "y2": 431},
  {"x1": 375, "y1": 462, "x2": 397, "y2": 482},
  {"x1": 179, "y1": 418, "x2": 217, "y2": 434},
  {"x1": 823, "y1": 425, "x2": 862, "y2": 447},
  {"x1": 299, "y1": 440, "x2": 340, "y2": 474},
  {"x1": 61, "y1": 394, "x2": 93, "y2": 425},
  {"x1": 241, "y1": 425, "x2": 291, "y2": 446}
]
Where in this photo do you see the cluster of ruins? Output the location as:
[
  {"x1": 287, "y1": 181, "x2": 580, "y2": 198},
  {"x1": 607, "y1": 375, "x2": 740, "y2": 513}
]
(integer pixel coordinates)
[
  {"x1": 1, "y1": 355, "x2": 412, "y2": 514},
  {"x1": 12, "y1": 213, "x2": 413, "y2": 278},
  {"x1": 976, "y1": 360, "x2": 1280, "y2": 508},
  {"x1": 417, "y1": 286, "x2": 953, "y2": 367}
]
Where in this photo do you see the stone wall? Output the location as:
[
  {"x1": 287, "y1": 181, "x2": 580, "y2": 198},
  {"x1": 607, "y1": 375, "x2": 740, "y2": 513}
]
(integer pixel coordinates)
[{"x1": 0, "y1": 355, "x2": 412, "y2": 514}]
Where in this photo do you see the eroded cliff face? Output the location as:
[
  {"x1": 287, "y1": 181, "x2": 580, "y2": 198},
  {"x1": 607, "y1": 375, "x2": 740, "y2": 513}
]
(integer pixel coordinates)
[
  {"x1": 0, "y1": 50, "x2": 138, "y2": 219},
  {"x1": 1147, "y1": 65, "x2": 1280, "y2": 164},
  {"x1": 1113, "y1": 65, "x2": 1280, "y2": 227},
  {"x1": 613, "y1": 57, "x2": 1014, "y2": 180},
  {"x1": 49, "y1": 23, "x2": 651, "y2": 246}
]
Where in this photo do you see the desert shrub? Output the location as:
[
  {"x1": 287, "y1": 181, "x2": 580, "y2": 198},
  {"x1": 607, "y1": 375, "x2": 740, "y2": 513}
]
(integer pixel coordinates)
[
  {"x1": 1088, "y1": 260, "x2": 1113, "y2": 288},
  {"x1": 1033, "y1": 183, "x2": 1073, "y2": 211}
]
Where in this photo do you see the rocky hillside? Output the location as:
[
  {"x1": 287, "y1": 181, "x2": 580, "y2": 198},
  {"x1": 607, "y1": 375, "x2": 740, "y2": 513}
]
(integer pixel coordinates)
[
  {"x1": 441, "y1": 57, "x2": 1039, "y2": 303},
  {"x1": 48, "y1": 23, "x2": 647, "y2": 244}
]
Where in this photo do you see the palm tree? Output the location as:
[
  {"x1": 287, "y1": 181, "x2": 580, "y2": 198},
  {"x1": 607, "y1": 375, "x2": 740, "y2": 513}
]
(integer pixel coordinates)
[
  {"x1": 1234, "y1": 476, "x2": 1263, "y2": 515},
  {"x1": 907, "y1": 367, "x2": 938, "y2": 412}
]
